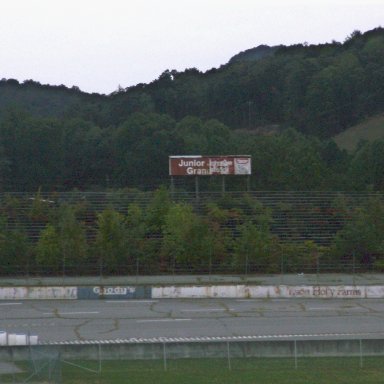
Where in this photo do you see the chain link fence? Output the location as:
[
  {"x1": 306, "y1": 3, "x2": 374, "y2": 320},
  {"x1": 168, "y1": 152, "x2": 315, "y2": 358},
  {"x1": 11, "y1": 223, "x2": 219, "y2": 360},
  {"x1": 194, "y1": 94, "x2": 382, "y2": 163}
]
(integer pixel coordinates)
[
  {"x1": 0, "y1": 259, "x2": 380, "y2": 283},
  {"x1": 1, "y1": 338, "x2": 384, "y2": 382},
  {"x1": 0, "y1": 346, "x2": 62, "y2": 383}
]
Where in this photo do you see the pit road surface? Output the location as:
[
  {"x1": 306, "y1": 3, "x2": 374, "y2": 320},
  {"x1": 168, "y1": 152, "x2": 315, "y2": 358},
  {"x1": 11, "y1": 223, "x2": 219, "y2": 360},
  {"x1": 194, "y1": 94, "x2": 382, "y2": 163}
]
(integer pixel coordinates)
[{"x1": 1, "y1": 299, "x2": 384, "y2": 343}]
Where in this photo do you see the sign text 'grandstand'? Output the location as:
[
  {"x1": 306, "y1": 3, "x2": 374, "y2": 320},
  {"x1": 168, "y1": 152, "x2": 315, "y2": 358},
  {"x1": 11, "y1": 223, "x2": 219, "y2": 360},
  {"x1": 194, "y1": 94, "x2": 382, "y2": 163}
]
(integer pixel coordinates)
[{"x1": 169, "y1": 156, "x2": 251, "y2": 176}]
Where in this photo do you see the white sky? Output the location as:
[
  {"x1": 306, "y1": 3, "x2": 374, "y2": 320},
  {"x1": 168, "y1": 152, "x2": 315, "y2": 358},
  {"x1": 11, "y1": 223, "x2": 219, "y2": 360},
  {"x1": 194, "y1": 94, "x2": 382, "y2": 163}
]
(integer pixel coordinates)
[{"x1": 0, "y1": 0, "x2": 383, "y2": 95}]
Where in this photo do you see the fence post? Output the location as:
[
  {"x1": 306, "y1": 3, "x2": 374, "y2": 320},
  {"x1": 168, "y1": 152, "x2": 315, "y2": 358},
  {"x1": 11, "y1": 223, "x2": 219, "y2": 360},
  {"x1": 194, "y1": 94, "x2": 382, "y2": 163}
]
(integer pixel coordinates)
[
  {"x1": 163, "y1": 343, "x2": 167, "y2": 371},
  {"x1": 172, "y1": 257, "x2": 175, "y2": 283},
  {"x1": 359, "y1": 339, "x2": 363, "y2": 368},
  {"x1": 294, "y1": 340, "x2": 298, "y2": 369},
  {"x1": 136, "y1": 258, "x2": 139, "y2": 284},
  {"x1": 98, "y1": 343, "x2": 102, "y2": 374},
  {"x1": 245, "y1": 250, "x2": 249, "y2": 278},
  {"x1": 62, "y1": 256, "x2": 66, "y2": 285},
  {"x1": 227, "y1": 341, "x2": 231, "y2": 371},
  {"x1": 316, "y1": 251, "x2": 320, "y2": 280},
  {"x1": 280, "y1": 254, "x2": 284, "y2": 283},
  {"x1": 209, "y1": 254, "x2": 212, "y2": 283},
  {"x1": 26, "y1": 260, "x2": 30, "y2": 284},
  {"x1": 12, "y1": 346, "x2": 15, "y2": 383}
]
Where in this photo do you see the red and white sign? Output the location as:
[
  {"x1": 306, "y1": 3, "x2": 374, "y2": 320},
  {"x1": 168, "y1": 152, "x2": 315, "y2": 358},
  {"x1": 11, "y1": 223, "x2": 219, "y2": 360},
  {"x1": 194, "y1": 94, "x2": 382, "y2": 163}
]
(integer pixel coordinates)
[{"x1": 169, "y1": 156, "x2": 251, "y2": 176}]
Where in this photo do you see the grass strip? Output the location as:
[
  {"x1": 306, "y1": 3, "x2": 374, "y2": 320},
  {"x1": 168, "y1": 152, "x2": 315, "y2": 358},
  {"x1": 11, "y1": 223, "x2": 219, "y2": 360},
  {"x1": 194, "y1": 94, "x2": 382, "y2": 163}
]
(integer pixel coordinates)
[{"x1": 3, "y1": 356, "x2": 384, "y2": 383}]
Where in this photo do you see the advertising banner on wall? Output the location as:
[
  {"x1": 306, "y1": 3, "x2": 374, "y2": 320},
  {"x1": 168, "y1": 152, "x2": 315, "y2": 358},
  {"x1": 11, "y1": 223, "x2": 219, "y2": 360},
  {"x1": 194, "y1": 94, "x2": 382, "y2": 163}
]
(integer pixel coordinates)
[
  {"x1": 169, "y1": 155, "x2": 251, "y2": 176},
  {"x1": 77, "y1": 286, "x2": 151, "y2": 300}
]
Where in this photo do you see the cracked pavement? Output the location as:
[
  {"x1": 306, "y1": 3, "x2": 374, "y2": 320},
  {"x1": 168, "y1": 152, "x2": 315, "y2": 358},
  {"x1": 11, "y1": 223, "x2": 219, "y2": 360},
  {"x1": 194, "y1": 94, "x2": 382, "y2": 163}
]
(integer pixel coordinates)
[{"x1": 1, "y1": 298, "x2": 384, "y2": 343}]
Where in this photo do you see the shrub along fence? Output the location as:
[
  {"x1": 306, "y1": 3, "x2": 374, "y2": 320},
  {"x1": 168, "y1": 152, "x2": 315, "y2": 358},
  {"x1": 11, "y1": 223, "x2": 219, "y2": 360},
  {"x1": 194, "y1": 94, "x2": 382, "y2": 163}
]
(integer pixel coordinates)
[{"x1": 0, "y1": 190, "x2": 383, "y2": 277}]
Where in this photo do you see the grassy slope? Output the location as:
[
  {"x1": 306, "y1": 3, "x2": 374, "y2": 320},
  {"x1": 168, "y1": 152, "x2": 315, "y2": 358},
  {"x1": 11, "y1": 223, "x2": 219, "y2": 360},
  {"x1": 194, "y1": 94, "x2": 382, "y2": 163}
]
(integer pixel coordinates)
[{"x1": 333, "y1": 114, "x2": 384, "y2": 151}]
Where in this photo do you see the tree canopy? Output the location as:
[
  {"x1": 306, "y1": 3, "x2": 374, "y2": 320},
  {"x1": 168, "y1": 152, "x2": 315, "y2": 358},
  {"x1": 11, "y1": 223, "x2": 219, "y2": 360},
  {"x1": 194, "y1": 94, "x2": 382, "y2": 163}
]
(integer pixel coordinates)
[{"x1": 0, "y1": 27, "x2": 384, "y2": 192}]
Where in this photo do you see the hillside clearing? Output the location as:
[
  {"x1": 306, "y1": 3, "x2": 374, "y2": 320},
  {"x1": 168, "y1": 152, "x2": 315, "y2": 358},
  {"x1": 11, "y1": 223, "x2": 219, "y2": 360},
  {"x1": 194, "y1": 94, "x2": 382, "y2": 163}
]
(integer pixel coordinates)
[{"x1": 333, "y1": 114, "x2": 384, "y2": 151}]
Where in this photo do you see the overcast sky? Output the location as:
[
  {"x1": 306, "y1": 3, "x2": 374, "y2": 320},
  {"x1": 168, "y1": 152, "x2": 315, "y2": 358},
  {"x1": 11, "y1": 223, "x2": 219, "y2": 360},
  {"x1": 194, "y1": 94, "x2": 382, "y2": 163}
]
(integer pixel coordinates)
[{"x1": 0, "y1": 0, "x2": 382, "y2": 95}]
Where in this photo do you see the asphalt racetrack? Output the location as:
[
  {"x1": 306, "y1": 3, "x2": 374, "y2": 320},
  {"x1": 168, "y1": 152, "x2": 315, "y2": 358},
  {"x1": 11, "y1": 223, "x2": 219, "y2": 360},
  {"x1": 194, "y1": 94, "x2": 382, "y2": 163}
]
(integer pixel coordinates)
[{"x1": 1, "y1": 298, "x2": 384, "y2": 343}]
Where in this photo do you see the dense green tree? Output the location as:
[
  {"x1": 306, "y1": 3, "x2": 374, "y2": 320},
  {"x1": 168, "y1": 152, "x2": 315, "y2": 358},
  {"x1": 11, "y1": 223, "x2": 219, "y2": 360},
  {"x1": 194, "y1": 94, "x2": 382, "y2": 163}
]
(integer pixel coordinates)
[
  {"x1": 359, "y1": 36, "x2": 384, "y2": 114},
  {"x1": 204, "y1": 202, "x2": 232, "y2": 266},
  {"x1": 168, "y1": 68, "x2": 206, "y2": 119},
  {"x1": 35, "y1": 224, "x2": 62, "y2": 270},
  {"x1": 0, "y1": 141, "x2": 10, "y2": 189},
  {"x1": 145, "y1": 187, "x2": 172, "y2": 235},
  {"x1": 94, "y1": 208, "x2": 127, "y2": 273},
  {"x1": 283, "y1": 58, "x2": 320, "y2": 130},
  {"x1": 108, "y1": 91, "x2": 155, "y2": 125},
  {"x1": 57, "y1": 205, "x2": 88, "y2": 269},
  {"x1": 162, "y1": 203, "x2": 212, "y2": 270},
  {"x1": 126, "y1": 203, "x2": 148, "y2": 270},
  {"x1": 0, "y1": 111, "x2": 64, "y2": 190},
  {"x1": 35, "y1": 204, "x2": 88, "y2": 272},
  {"x1": 330, "y1": 197, "x2": 384, "y2": 267},
  {"x1": 347, "y1": 140, "x2": 384, "y2": 190},
  {"x1": 239, "y1": 129, "x2": 328, "y2": 190},
  {"x1": 60, "y1": 118, "x2": 106, "y2": 189},
  {"x1": 0, "y1": 214, "x2": 29, "y2": 273},
  {"x1": 176, "y1": 116, "x2": 234, "y2": 155},
  {"x1": 305, "y1": 52, "x2": 364, "y2": 137},
  {"x1": 233, "y1": 216, "x2": 280, "y2": 273},
  {"x1": 112, "y1": 113, "x2": 180, "y2": 187}
]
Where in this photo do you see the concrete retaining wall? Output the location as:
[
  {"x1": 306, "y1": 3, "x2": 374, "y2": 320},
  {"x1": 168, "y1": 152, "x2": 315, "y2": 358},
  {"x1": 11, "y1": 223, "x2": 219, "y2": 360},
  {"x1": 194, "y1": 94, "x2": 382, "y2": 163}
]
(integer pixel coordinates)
[
  {"x1": 0, "y1": 287, "x2": 77, "y2": 300},
  {"x1": 2, "y1": 285, "x2": 384, "y2": 300},
  {"x1": 151, "y1": 285, "x2": 384, "y2": 299}
]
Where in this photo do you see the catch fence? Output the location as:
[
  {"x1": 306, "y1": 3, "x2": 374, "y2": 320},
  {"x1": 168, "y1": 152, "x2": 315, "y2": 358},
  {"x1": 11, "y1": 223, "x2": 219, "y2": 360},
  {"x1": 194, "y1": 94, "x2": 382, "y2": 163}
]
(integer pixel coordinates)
[
  {"x1": 1, "y1": 190, "x2": 383, "y2": 280},
  {"x1": 1, "y1": 190, "x2": 382, "y2": 244}
]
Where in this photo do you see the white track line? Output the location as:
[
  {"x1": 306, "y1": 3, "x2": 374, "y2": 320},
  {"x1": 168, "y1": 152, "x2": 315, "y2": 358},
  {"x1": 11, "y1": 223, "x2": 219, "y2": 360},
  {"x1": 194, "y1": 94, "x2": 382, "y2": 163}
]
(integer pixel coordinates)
[
  {"x1": 43, "y1": 311, "x2": 99, "y2": 315},
  {"x1": 181, "y1": 309, "x2": 227, "y2": 312},
  {"x1": 106, "y1": 300, "x2": 158, "y2": 303},
  {"x1": 136, "y1": 319, "x2": 191, "y2": 323}
]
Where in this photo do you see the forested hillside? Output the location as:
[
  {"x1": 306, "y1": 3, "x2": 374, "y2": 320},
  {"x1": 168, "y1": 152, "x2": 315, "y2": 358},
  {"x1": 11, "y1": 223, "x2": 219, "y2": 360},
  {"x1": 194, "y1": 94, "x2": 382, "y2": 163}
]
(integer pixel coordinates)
[{"x1": 0, "y1": 27, "x2": 384, "y2": 192}]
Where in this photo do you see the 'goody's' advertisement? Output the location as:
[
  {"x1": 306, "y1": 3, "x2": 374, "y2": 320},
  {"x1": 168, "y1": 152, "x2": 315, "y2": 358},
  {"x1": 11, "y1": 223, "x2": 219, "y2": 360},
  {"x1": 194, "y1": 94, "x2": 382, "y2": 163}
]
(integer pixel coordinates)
[{"x1": 77, "y1": 286, "x2": 151, "y2": 299}]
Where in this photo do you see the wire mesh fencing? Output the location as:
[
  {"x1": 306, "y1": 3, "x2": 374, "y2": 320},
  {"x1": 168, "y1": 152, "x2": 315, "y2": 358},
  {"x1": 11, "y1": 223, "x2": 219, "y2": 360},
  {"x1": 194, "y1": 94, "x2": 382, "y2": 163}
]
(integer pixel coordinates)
[
  {"x1": 1, "y1": 190, "x2": 383, "y2": 282},
  {"x1": 0, "y1": 346, "x2": 62, "y2": 383},
  {"x1": 1, "y1": 338, "x2": 384, "y2": 383},
  {"x1": 0, "y1": 256, "x2": 383, "y2": 284}
]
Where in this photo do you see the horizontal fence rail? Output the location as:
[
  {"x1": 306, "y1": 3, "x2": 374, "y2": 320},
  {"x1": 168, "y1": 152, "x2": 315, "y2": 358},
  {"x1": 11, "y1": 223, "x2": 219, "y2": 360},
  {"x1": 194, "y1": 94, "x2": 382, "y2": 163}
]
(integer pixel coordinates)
[{"x1": 0, "y1": 261, "x2": 379, "y2": 280}]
